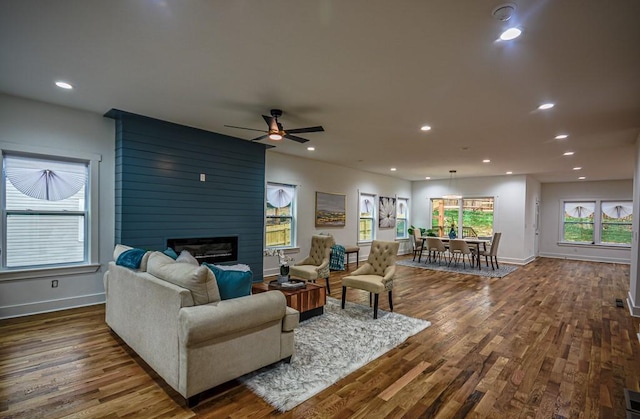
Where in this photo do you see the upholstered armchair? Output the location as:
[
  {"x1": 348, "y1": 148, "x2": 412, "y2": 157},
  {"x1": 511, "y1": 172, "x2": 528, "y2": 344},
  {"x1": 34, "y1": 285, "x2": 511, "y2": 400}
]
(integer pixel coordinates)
[
  {"x1": 289, "y1": 235, "x2": 335, "y2": 293},
  {"x1": 341, "y1": 240, "x2": 399, "y2": 319}
]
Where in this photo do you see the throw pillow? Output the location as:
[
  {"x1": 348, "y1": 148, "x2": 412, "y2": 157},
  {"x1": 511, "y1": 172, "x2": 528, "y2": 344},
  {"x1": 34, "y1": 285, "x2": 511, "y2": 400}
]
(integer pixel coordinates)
[
  {"x1": 116, "y1": 248, "x2": 147, "y2": 269},
  {"x1": 163, "y1": 247, "x2": 178, "y2": 259},
  {"x1": 204, "y1": 263, "x2": 252, "y2": 300},
  {"x1": 176, "y1": 250, "x2": 199, "y2": 266},
  {"x1": 148, "y1": 252, "x2": 221, "y2": 304}
]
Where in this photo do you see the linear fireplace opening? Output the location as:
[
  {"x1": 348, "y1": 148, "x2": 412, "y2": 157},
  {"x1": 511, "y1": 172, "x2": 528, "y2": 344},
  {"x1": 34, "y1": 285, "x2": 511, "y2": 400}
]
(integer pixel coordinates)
[{"x1": 167, "y1": 236, "x2": 238, "y2": 264}]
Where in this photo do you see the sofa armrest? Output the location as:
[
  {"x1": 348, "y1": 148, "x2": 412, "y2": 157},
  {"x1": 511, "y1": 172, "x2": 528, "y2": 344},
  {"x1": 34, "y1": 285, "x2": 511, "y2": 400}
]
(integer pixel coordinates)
[
  {"x1": 178, "y1": 290, "x2": 288, "y2": 346},
  {"x1": 283, "y1": 306, "x2": 299, "y2": 332}
]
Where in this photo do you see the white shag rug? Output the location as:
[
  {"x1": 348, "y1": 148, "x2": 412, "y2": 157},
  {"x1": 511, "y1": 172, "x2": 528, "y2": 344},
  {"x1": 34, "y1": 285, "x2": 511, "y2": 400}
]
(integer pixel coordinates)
[{"x1": 238, "y1": 297, "x2": 430, "y2": 412}]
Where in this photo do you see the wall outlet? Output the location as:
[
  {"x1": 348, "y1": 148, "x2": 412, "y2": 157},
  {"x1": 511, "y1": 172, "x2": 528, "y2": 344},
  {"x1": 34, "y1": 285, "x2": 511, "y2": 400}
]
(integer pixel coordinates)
[{"x1": 51, "y1": 280, "x2": 58, "y2": 288}]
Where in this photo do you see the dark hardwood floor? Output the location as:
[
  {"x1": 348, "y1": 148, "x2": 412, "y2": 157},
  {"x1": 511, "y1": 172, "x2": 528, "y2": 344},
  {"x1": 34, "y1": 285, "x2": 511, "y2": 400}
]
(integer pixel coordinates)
[{"x1": 1, "y1": 257, "x2": 639, "y2": 418}]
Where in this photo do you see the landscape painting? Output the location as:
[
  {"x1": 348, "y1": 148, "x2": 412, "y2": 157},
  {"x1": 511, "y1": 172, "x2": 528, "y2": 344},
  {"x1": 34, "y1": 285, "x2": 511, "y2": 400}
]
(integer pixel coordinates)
[{"x1": 315, "y1": 192, "x2": 346, "y2": 227}]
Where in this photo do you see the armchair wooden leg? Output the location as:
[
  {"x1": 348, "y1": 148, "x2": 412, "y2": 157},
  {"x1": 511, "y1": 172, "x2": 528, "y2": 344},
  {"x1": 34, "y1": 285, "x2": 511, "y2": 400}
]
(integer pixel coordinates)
[
  {"x1": 373, "y1": 293, "x2": 379, "y2": 319},
  {"x1": 325, "y1": 277, "x2": 331, "y2": 295},
  {"x1": 341, "y1": 286, "x2": 347, "y2": 309},
  {"x1": 369, "y1": 292, "x2": 372, "y2": 307},
  {"x1": 388, "y1": 290, "x2": 393, "y2": 312}
]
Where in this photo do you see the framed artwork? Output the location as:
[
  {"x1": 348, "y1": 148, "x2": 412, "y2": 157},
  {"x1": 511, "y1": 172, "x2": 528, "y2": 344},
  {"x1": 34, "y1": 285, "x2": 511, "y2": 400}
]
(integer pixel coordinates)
[
  {"x1": 379, "y1": 196, "x2": 396, "y2": 228},
  {"x1": 315, "y1": 191, "x2": 346, "y2": 227}
]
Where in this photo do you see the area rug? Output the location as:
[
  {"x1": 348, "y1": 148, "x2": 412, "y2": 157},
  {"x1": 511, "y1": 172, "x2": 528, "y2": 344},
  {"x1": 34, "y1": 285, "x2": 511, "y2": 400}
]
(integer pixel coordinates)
[
  {"x1": 397, "y1": 258, "x2": 518, "y2": 278},
  {"x1": 238, "y1": 297, "x2": 430, "y2": 412}
]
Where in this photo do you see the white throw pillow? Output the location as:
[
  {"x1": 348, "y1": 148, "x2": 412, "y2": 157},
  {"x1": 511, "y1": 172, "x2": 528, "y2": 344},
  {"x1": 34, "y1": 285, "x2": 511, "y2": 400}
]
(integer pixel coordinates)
[
  {"x1": 212, "y1": 263, "x2": 251, "y2": 272},
  {"x1": 176, "y1": 250, "x2": 199, "y2": 266}
]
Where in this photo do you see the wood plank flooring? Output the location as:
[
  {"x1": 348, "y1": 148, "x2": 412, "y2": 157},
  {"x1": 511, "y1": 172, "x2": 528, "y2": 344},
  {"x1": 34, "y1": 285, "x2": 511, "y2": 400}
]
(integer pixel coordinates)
[{"x1": 1, "y1": 257, "x2": 639, "y2": 418}]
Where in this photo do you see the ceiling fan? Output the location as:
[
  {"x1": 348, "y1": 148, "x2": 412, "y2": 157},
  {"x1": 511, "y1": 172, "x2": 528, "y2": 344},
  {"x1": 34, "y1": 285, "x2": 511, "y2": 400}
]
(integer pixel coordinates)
[{"x1": 224, "y1": 109, "x2": 324, "y2": 143}]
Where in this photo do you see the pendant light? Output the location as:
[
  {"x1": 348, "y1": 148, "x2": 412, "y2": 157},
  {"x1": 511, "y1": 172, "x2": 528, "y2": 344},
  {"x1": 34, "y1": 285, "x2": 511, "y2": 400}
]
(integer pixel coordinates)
[{"x1": 442, "y1": 170, "x2": 462, "y2": 200}]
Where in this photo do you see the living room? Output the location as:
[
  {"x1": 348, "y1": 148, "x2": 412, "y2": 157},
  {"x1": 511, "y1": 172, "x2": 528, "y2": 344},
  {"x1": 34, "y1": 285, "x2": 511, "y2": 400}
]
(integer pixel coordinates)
[{"x1": 1, "y1": 1, "x2": 640, "y2": 417}]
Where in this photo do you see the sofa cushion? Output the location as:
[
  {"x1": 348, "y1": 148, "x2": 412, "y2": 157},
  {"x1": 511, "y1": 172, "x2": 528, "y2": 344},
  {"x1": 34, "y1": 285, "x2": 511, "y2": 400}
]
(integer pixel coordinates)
[
  {"x1": 204, "y1": 263, "x2": 252, "y2": 300},
  {"x1": 113, "y1": 244, "x2": 151, "y2": 271},
  {"x1": 147, "y1": 252, "x2": 221, "y2": 305}
]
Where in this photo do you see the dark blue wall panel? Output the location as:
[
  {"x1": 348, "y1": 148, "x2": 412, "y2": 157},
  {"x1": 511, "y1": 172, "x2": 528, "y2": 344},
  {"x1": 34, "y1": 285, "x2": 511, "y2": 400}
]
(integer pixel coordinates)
[{"x1": 106, "y1": 110, "x2": 266, "y2": 280}]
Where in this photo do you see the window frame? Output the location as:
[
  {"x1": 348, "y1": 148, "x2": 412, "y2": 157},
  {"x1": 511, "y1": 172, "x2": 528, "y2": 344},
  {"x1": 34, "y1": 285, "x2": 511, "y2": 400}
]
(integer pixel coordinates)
[
  {"x1": 430, "y1": 196, "x2": 494, "y2": 238},
  {"x1": 358, "y1": 192, "x2": 376, "y2": 244},
  {"x1": 0, "y1": 145, "x2": 101, "y2": 280},
  {"x1": 265, "y1": 181, "x2": 297, "y2": 250}
]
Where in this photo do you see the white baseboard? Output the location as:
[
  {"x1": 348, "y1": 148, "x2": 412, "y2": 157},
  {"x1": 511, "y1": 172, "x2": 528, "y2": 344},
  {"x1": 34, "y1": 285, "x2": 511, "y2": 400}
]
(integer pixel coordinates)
[
  {"x1": 538, "y1": 252, "x2": 630, "y2": 264},
  {"x1": 0, "y1": 292, "x2": 105, "y2": 319},
  {"x1": 628, "y1": 292, "x2": 640, "y2": 318}
]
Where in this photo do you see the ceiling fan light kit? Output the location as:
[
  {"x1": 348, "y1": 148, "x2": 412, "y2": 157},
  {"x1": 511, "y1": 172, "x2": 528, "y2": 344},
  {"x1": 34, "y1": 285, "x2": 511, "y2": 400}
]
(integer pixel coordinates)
[{"x1": 224, "y1": 109, "x2": 324, "y2": 144}]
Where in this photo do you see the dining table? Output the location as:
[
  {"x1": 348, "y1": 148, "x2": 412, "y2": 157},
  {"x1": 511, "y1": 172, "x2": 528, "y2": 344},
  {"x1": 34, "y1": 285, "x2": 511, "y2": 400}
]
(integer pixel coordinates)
[{"x1": 419, "y1": 236, "x2": 490, "y2": 270}]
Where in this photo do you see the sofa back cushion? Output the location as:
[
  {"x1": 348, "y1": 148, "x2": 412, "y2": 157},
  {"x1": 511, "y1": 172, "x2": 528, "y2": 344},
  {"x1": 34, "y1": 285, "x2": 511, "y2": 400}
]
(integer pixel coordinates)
[{"x1": 147, "y1": 252, "x2": 221, "y2": 305}]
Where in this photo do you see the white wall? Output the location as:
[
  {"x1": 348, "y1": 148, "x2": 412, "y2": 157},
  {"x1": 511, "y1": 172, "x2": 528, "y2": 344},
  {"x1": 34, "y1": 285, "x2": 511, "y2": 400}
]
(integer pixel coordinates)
[
  {"x1": 411, "y1": 174, "x2": 536, "y2": 264},
  {"x1": 0, "y1": 94, "x2": 114, "y2": 318},
  {"x1": 630, "y1": 137, "x2": 640, "y2": 316},
  {"x1": 264, "y1": 152, "x2": 412, "y2": 276},
  {"x1": 538, "y1": 180, "x2": 632, "y2": 263}
]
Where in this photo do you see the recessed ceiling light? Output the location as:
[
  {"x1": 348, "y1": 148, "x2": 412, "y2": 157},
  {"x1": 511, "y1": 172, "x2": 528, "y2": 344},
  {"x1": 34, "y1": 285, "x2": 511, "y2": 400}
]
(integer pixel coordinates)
[
  {"x1": 573, "y1": 167, "x2": 582, "y2": 170},
  {"x1": 538, "y1": 103, "x2": 555, "y2": 110},
  {"x1": 420, "y1": 125, "x2": 432, "y2": 131},
  {"x1": 499, "y1": 27, "x2": 522, "y2": 41},
  {"x1": 307, "y1": 146, "x2": 315, "y2": 151},
  {"x1": 555, "y1": 134, "x2": 569, "y2": 140},
  {"x1": 55, "y1": 81, "x2": 73, "y2": 89},
  {"x1": 563, "y1": 151, "x2": 574, "y2": 156},
  {"x1": 390, "y1": 168, "x2": 397, "y2": 171},
  {"x1": 578, "y1": 176, "x2": 586, "y2": 180},
  {"x1": 506, "y1": 171, "x2": 513, "y2": 175},
  {"x1": 425, "y1": 176, "x2": 431, "y2": 180},
  {"x1": 482, "y1": 159, "x2": 491, "y2": 163}
]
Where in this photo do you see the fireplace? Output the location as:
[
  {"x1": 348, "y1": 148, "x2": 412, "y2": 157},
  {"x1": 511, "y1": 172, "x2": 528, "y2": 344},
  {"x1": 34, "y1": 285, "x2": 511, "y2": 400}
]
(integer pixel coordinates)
[{"x1": 167, "y1": 236, "x2": 238, "y2": 264}]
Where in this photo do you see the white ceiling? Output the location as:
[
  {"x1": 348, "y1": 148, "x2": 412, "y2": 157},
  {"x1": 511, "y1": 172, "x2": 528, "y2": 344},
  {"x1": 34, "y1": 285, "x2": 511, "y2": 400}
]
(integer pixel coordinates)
[{"x1": 1, "y1": 1, "x2": 639, "y2": 183}]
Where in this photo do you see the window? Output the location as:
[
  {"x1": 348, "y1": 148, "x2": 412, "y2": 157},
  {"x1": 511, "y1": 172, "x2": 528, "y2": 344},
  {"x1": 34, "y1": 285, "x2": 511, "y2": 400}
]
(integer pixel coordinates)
[
  {"x1": 601, "y1": 201, "x2": 632, "y2": 245},
  {"x1": 359, "y1": 192, "x2": 376, "y2": 242},
  {"x1": 560, "y1": 200, "x2": 632, "y2": 246},
  {"x1": 396, "y1": 197, "x2": 409, "y2": 239},
  {"x1": 3, "y1": 154, "x2": 88, "y2": 268},
  {"x1": 265, "y1": 182, "x2": 296, "y2": 248},
  {"x1": 431, "y1": 197, "x2": 494, "y2": 238},
  {"x1": 563, "y1": 201, "x2": 595, "y2": 243}
]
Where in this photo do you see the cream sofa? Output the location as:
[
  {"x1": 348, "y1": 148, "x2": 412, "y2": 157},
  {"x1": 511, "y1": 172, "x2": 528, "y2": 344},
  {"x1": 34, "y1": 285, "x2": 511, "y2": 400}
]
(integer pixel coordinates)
[{"x1": 103, "y1": 246, "x2": 299, "y2": 405}]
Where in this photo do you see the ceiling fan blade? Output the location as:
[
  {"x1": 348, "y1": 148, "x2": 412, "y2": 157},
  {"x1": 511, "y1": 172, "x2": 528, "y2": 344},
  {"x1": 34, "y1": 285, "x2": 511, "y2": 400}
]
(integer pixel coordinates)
[
  {"x1": 285, "y1": 126, "x2": 325, "y2": 134},
  {"x1": 224, "y1": 125, "x2": 267, "y2": 133},
  {"x1": 250, "y1": 135, "x2": 269, "y2": 142},
  {"x1": 284, "y1": 134, "x2": 310, "y2": 143}
]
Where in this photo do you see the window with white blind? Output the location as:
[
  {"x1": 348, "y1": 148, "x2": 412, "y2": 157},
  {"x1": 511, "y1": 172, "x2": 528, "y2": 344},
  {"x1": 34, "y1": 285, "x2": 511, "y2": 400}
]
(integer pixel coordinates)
[
  {"x1": 359, "y1": 192, "x2": 376, "y2": 242},
  {"x1": 265, "y1": 182, "x2": 296, "y2": 248},
  {"x1": 2, "y1": 154, "x2": 88, "y2": 268},
  {"x1": 396, "y1": 197, "x2": 409, "y2": 239}
]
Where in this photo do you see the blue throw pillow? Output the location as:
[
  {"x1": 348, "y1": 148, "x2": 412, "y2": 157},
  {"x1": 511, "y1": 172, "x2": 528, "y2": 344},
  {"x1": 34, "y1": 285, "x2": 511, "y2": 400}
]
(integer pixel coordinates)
[
  {"x1": 163, "y1": 247, "x2": 178, "y2": 259},
  {"x1": 204, "y1": 263, "x2": 252, "y2": 300},
  {"x1": 116, "y1": 248, "x2": 147, "y2": 269}
]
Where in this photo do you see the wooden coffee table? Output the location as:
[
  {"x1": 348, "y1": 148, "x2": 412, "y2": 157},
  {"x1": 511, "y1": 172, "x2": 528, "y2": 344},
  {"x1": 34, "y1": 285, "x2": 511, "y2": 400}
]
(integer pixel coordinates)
[{"x1": 252, "y1": 281, "x2": 326, "y2": 321}]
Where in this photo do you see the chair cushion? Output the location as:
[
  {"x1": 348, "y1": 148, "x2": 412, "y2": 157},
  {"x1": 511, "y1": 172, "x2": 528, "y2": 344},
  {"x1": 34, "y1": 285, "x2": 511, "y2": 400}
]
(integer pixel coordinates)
[
  {"x1": 147, "y1": 252, "x2": 221, "y2": 305},
  {"x1": 289, "y1": 264, "x2": 319, "y2": 280},
  {"x1": 342, "y1": 274, "x2": 386, "y2": 294}
]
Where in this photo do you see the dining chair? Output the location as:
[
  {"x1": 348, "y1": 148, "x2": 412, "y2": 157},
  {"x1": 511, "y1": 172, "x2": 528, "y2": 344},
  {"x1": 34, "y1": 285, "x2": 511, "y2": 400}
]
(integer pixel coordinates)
[
  {"x1": 341, "y1": 240, "x2": 399, "y2": 319},
  {"x1": 425, "y1": 237, "x2": 447, "y2": 265},
  {"x1": 448, "y1": 239, "x2": 475, "y2": 269},
  {"x1": 478, "y1": 232, "x2": 502, "y2": 270},
  {"x1": 412, "y1": 229, "x2": 423, "y2": 261}
]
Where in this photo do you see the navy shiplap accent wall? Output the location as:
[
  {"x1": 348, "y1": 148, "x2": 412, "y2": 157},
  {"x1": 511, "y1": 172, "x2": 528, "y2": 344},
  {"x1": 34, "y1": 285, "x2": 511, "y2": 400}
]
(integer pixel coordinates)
[{"x1": 105, "y1": 109, "x2": 266, "y2": 281}]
